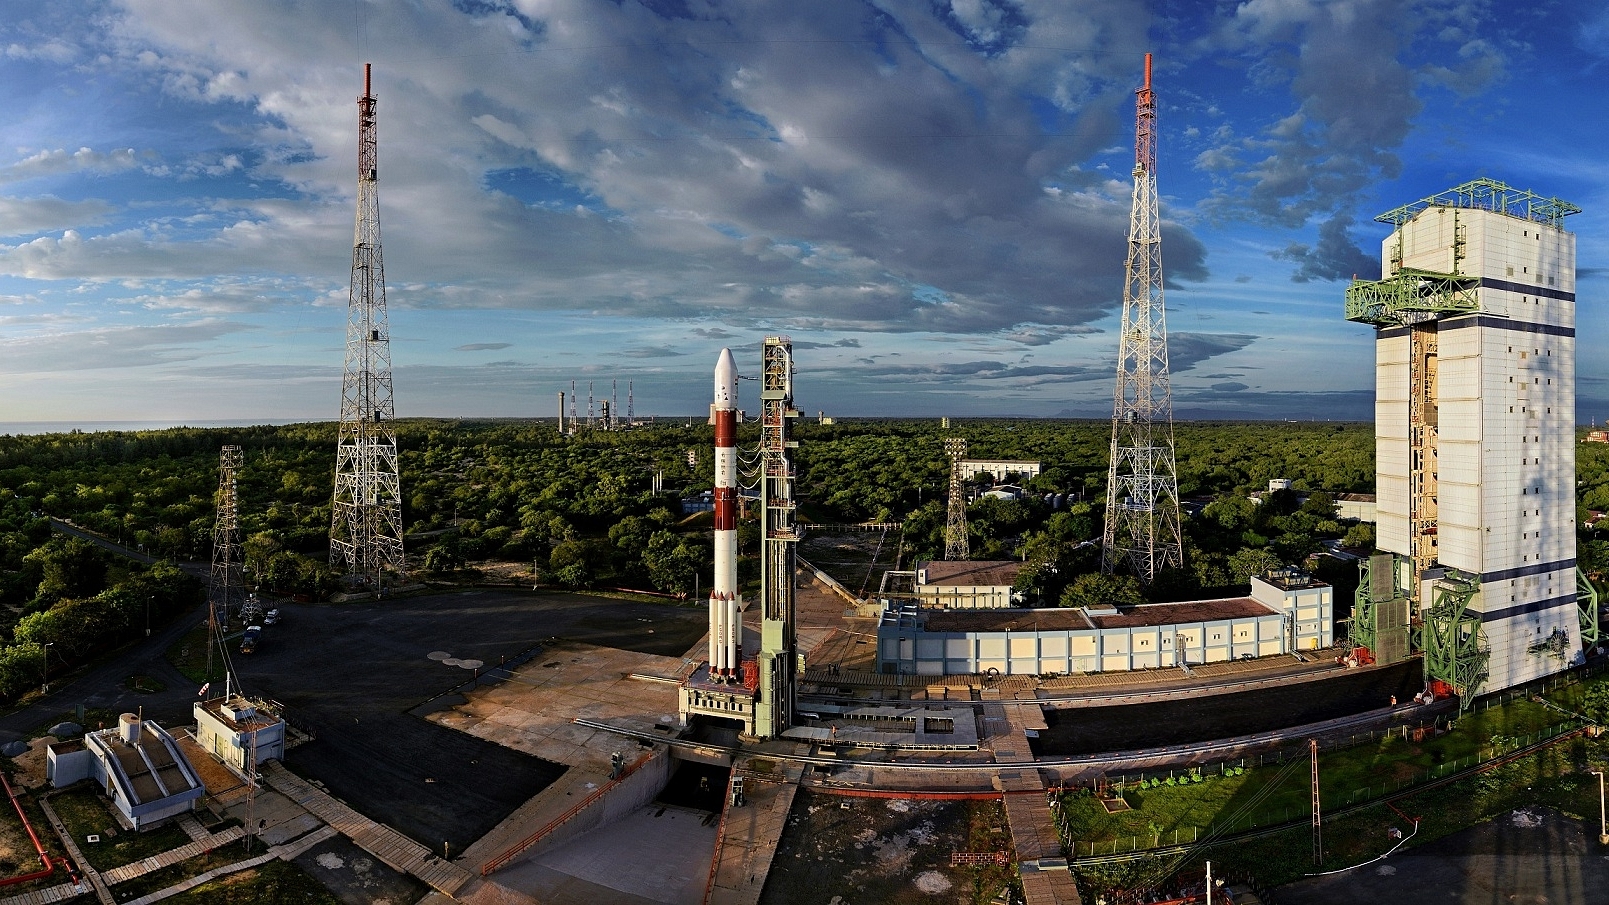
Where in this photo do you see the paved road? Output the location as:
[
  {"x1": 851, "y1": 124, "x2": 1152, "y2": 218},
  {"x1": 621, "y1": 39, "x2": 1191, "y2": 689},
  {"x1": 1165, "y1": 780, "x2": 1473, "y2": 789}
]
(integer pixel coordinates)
[
  {"x1": 0, "y1": 521, "x2": 215, "y2": 741},
  {"x1": 1280, "y1": 806, "x2": 1609, "y2": 904}
]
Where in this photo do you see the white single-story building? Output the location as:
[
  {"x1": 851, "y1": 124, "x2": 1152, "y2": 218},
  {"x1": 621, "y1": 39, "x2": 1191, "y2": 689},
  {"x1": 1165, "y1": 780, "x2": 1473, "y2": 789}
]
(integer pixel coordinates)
[
  {"x1": 47, "y1": 714, "x2": 204, "y2": 831},
  {"x1": 194, "y1": 696, "x2": 286, "y2": 780},
  {"x1": 1334, "y1": 493, "x2": 1377, "y2": 522},
  {"x1": 913, "y1": 560, "x2": 1024, "y2": 609},
  {"x1": 957, "y1": 459, "x2": 1041, "y2": 483},
  {"x1": 878, "y1": 571, "x2": 1333, "y2": 676}
]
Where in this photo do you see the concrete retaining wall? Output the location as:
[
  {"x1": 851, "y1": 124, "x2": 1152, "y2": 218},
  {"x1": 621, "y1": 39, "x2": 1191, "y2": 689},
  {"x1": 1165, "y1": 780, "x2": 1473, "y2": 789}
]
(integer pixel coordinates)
[{"x1": 519, "y1": 746, "x2": 673, "y2": 861}]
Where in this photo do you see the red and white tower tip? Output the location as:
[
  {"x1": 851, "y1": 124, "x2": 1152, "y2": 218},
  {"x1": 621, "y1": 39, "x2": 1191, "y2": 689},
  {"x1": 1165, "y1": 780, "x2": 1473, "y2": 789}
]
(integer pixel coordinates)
[{"x1": 708, "y1": 348, "x2": 742, "y2": 679}]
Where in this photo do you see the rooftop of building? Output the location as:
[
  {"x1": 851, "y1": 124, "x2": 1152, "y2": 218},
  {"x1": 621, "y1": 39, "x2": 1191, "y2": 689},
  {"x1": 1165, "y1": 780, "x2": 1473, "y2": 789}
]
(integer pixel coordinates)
[
  {"x1": 917, "y1": 560, "x2": 1024, "y2": 588},
  {"x1": 85, "y1": 718, "x2": 201, "y2": 807},
  {"x1": 1377, "y1": 178, "x2": 1580, "y2": 228},
  {"x1": 1255, "y1": 569, "x2": 1330, "y2": 592},
  {"x1": 919, "y1": 596, "x2": 1278, "y2": 634},
  {"x1": 196, "y1": 695, "x2": 283, "y2": 734}
]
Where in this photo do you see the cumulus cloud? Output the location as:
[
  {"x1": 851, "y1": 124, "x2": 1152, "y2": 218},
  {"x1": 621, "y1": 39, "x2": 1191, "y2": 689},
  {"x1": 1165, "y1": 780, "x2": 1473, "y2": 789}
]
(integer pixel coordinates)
[
  {"x1": 0, "y1": 196, "x2": 114, "y2": 237},
  {"x1": 0, "y1": 147, "x2": 140, "y2": 182},
  {"x1": 1194, "y1": 0, "x2": 1508, "y2": 233},
  {"x1": 1271, "y1": 213, "x2": 1379, "y2": 283},
  {"x1": 80, "y1": 0, "x2": 1204, "y2": 337}
]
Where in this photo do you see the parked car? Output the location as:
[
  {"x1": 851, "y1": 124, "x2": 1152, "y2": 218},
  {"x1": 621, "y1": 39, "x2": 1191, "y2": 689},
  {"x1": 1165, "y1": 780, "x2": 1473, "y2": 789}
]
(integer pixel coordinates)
[
  {"x1": 240, "y1": 625, "x2": 262, "y2": 654},
  {"x1": 263, "y1": 609, "x2": 280, "y2": 625}
]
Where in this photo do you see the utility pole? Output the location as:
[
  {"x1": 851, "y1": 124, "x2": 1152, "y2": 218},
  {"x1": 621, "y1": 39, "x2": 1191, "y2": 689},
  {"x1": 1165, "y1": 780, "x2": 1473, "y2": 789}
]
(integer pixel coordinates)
[
  {"x1": 330, "y1": 63, "x2": 405, "y2": 592},
  {"x1": 1102, "y1": 52, "x2": 1183, "y2": 585},
  {"x1": 1311, "y1": 738, "x2": 1323, "y2": 866},
  {"x1": 944, "y1": 438, "x2": 969, "y2": 561}
]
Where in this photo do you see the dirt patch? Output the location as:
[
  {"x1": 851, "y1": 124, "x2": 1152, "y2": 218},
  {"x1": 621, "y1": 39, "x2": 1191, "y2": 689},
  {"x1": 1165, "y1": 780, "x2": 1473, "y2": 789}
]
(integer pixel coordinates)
[{"x1": 761, "y1": 792, "x2": 1016, "y2": 905}]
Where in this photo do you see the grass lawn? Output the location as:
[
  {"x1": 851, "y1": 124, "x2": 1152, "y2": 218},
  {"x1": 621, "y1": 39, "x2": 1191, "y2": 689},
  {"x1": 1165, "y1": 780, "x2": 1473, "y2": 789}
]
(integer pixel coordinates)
[
  {"x1": 1060, "y1": 693, "x2": 1576, "y2": 853},
  {"x1": 49, "y1": 788, "x2": 192, "y2": 872},
  {"x1": 109, "y1": 839, "x2": 255, "y2": 903},
  {"x1": 167, "y1": 621, "x2": 236, "y2": 686},
  {"x1": 159, "y1": 859, "x2": 341, "y2": 905},
  {"x1": 0, "y1": 785, "x2": 75, "y2": 895}
]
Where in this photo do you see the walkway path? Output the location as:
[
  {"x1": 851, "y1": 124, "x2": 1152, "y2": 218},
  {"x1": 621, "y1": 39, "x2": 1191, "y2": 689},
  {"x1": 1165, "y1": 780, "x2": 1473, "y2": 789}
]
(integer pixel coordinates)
[
  {"x1": 262, "y1": 762, "x2": 471, "y2": 896},
  {"x1": 704, "y1": 771, "x2": 799, "y2": 905},
  {"x1": 98, "y1": 825, "x2": 244, "y2": 884},
  {"x1": 984, "y1": 706, "x2": 1082, "y2": 905},
  {"x1": 35, "y1": 797, "x2": 113, "y2": 905}
]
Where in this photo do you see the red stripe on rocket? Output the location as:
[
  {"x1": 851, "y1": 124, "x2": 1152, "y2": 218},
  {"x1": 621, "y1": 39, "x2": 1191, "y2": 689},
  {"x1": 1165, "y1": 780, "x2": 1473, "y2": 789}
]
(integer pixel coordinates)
[{"x1": 708, "y1": 348, "x2": 741, "y2": 678}]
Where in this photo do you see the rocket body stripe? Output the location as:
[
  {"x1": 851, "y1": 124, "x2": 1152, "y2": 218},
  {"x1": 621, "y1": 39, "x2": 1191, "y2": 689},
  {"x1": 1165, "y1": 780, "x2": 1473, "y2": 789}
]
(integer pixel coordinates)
[{"x1": 709, "y1": 348, "x2": 741, "y2": 676}]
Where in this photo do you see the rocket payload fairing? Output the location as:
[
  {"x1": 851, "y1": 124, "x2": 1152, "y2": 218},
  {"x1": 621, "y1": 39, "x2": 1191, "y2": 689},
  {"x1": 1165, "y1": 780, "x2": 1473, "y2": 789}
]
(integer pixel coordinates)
[{"x1": 708, "y1": 348, "x2": 741, "y2": 678}]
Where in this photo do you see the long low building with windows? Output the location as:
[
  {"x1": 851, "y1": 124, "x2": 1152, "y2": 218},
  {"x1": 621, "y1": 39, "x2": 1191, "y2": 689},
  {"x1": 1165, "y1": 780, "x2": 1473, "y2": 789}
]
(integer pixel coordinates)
[{"x1": 877, "y1": 570, "x2": 1333, "y2": 676}]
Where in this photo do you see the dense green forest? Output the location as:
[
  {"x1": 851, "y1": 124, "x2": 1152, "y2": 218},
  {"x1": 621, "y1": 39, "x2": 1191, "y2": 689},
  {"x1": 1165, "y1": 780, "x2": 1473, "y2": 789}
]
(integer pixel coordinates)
[{"x1": 0, "y1": 417, "x2": 1602, "y2": 702}]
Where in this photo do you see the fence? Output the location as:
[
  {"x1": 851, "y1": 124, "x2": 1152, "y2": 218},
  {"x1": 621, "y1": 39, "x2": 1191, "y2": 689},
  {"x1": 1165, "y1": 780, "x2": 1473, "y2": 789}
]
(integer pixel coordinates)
[{"x1": 1060, "y1": 717, "x2": 1583, "y2": 859}]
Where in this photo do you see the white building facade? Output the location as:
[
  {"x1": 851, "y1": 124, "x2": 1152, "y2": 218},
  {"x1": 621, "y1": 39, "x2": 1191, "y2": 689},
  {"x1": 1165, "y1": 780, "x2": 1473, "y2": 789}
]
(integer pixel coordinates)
[
  {"x1": 877, "y1": 573, "x2": 1332, "y2": 676},
  {"x1": 1351, "y1": 180, "x2": 1585, "y2": 697}
]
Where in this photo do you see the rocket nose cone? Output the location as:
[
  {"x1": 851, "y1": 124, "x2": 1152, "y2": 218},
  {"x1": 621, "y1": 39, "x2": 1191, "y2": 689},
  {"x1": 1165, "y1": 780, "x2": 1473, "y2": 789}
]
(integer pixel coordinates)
[{"x1": 715, "y1": 348, "x2": 737, "y2": 406}]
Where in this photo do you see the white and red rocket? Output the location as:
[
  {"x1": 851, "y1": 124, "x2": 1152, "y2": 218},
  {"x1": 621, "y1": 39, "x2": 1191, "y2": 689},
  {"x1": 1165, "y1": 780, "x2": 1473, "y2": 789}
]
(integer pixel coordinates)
[{"x1": 708, "y1": 348, "x2": 741, "y2": 679}]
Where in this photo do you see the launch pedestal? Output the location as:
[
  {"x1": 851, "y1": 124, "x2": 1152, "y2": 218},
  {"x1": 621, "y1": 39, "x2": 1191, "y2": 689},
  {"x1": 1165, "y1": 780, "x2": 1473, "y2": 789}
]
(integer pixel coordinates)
[{"x1": 679, "y1": 662, "x2": 759, "y2": 736}]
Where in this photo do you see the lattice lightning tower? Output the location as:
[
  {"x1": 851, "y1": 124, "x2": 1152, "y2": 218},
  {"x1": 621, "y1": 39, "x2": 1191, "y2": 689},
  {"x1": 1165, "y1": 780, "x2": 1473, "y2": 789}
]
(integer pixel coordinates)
[
  {"x1": 944, "y1": 438, "x2": 969, "y2": 561},
  {"x1": 1102, "y1": 53, "x2": 1183, "y2": 585},
  {"x1": 208, "y1": 446, "x2": 243, "y2": 676},
  {"x1": 330, "y1": 63, "x2": 405, "y2": 589}
]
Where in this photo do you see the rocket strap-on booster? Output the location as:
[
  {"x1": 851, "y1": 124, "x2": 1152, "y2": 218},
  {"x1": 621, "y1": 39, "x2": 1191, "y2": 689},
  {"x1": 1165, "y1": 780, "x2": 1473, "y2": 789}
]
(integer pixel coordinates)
[{"x1": 708, "y1": 348, "x2": 741, "y2": 677}]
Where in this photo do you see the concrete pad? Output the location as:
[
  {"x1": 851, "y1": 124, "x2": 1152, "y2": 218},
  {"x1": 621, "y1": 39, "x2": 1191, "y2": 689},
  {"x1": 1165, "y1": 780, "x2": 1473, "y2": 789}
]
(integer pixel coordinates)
[{"x1": 491, "y1": 804, "x2": 718, "y2": 905}]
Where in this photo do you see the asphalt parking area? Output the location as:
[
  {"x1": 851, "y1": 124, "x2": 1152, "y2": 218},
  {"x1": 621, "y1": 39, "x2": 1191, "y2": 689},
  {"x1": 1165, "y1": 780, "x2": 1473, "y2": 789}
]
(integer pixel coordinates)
[{"x1": 231, "y1": 588, "x2": 707, "y2": 852}]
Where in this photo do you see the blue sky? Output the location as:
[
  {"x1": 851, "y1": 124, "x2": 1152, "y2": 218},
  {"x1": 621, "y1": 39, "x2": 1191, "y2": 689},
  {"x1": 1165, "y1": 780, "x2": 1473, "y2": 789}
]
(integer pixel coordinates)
[{"x1": 1, "y1": 0, "x2": 1607, "y2": 423}]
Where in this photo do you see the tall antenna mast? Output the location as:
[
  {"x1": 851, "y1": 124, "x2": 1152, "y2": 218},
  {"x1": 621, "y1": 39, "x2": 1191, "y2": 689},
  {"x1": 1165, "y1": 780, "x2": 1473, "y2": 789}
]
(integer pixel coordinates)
[
  {"x1": 331, "y1": 62, "x2": 405, "y2": 591},
  {"x1": 627, "y1": 380, "x2": 634, "y2": 425},
  {"x1": 611, "y1": 379, "x2": 619, "y2": 431},
  {"x1": 569, "y1": 380, "x2": 578, "y2": 433},
  {"x1": 944, "y1": 438, "x2": 970, "y2": 561},
  {"x1": 1102, "y1": 53, "x2": 1183, "y2": 585},
  {"x1": 208, "y1": 446, "x2": 244, "y2": 680}
]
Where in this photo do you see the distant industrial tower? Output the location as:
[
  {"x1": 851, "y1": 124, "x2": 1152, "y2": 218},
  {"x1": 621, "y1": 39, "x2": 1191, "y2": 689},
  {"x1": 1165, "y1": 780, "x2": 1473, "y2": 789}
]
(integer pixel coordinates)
[
  {"x1": 209, "y1": 446, "x2": 244, "y2": 637},
  {"x1": 557, "y1": 391, "x2": 565, "y2": 433},
  {"x1": 755, "y1": 336, "x2": 801, "y2": 739},
  {"x1": 944, "y1": 438, "x2": 969, "y2": 561},
  {"x1": 569, "y1": 380, "x2": 578, "y2": 434},
  {"x1": 330, "y1": 63, "x2": 405, "y2": 589},
  {"x1": 1102, "y1": 53, "x2": 1183, "y2": 585},
  {"x1": 627, "y1": 381, "x2": 635, "y2": 425},
  {"x1": 1347, "y1": 179, "x2": 1594, "y2": 702}
]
